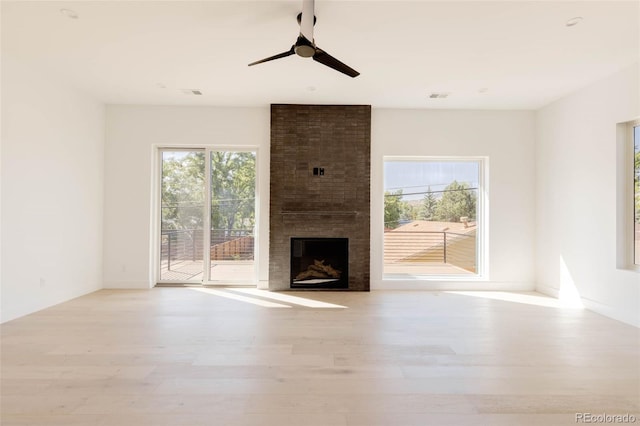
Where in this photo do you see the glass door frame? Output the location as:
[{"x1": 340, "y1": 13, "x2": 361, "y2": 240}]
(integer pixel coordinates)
[
  {"x1": 152, "y1": 145, "x2": 259, "y2": 286},
  {"x1": 204, "y1": 147, "x2": 258, "y2": 285}
]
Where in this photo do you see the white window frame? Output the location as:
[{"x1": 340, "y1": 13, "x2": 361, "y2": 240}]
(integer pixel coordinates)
[
  {"x1": 616, "y1": 120, "x2": 640, "y2": 272},
  {"x1": 381, "y1": 156, "x2": 489, "y2": 282}
]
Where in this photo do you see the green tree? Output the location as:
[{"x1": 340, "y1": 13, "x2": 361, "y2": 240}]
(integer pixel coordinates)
[
  {"x1": 635, "y1": 141, "x2": 640, "y2": 223},
  {"x1": 210, "y1": 151, "x2": 256, "y2": 232},
  {"x1": 433, "y1": 181, "x2": 476, "y2": 223},
  {"x1": 161, "y1": 152, "x2": 206, "y2": 231},
  {"x1": 161, "y1": 151, "x2": 256, "y2": 233},
  {"x1": 384, "y1": 190, "x2": 403, "y2": 229},
  {"x1": 421, "y1": 186, "x2": 438, "y2": 220},
  {"x1": 400, "y1": 201, "x2": 420, "y2": 222}
]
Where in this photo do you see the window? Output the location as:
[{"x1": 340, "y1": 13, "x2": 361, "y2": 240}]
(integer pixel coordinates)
[
  {"x1": 634, "y1": 123, "x2": 640, "y2": 265},
  {"x1": 383, "y1": 157, "x2": 486, "y2": 278},
  {"x1": 618, "y1": 120, "x2": 640, "y2": 271}
]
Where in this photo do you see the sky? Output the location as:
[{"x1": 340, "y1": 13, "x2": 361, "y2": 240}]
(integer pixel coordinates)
[{"x1": 384, "y1": 160, "x2": 479, "y2": 201}]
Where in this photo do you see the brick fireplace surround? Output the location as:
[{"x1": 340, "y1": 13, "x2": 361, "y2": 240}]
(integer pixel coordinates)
[{"x1": 269, "y1": 104, "x2": 371, "y2": 291}]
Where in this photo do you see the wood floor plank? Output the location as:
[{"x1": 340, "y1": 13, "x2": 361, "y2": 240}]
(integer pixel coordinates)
[{"x1": 1, "y1": 288, "x2": 639, "y2": 425}]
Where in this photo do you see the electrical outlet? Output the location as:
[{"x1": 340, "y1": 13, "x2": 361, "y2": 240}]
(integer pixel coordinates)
[
  {"x1": 312, "y1": 167, "x2": 325, "y2": 176},
  {"x1": 39, "y1": 278, "x2": 45, "y2": 287}
]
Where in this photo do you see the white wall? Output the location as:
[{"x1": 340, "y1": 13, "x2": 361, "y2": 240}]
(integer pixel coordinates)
[
  {"x1": 1, "y1": 56, "x2": 105, "y2": 323},
  {"x1": 103, "y1": 106, "x2": 270, "y2": 289},
  {"x1": 372, "y1": 109, "x2": 537, "y2": 290},
  {"x1": 105, "y1": 106, "x2": 536, "y2": 291},
  {"x1": 535, "y1": 64, "x2": 640, "y2": 327}
]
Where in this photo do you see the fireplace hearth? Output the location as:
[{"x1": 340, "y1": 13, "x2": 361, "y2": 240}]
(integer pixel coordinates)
[{"x1": 291, "y1": 238, "x2": 348, "y2": 289}]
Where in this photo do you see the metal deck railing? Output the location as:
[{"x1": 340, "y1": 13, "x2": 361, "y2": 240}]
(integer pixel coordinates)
[
  {"x1": 160, "y1": 229, "x2": 254, "y2": 271},
  {"x1": 384, "y1": 230, "x2": 476, "y2": 272}
]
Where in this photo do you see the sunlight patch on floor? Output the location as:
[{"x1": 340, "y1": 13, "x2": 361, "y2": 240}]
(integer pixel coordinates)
[
  {"x1": 230, "y1": 288, "x2": 348, "y2": 309},
  {"x1": 446, "y1": 291, "x2": 585, "y2": 309},
  {"x1": 189, "y1": 287, "x2": 348, "y2": 309},
  {"x1": 190, "y1": 287, "x2": 291, "y2": 308}
]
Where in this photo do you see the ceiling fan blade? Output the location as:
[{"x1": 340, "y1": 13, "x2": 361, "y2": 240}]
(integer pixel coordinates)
[
  {"x1": 248, "y1": 46, "x2": 295, "y2": 66},
  {"x1": 300, "y1": 0, "x2": 314, "y2": 42},
  {"x1": 312, "y1": 47, "x2": 360, "y2": 78}
]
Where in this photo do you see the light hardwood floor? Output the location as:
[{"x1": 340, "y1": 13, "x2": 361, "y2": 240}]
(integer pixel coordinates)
[{"x1": 1, "y1": 288, "x2": 639, "y2": 426}]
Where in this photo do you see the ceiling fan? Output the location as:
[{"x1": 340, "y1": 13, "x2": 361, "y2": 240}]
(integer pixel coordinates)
[{"x1": 248, "y1": 0, "x2": 360, "y2": 78}]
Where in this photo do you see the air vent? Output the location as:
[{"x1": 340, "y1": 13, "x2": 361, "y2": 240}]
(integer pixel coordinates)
[
  {"x1": 181, "y1": 89, "x2": 203, "y2": 95},
  {"x1": 429, "y1": 92, "x2": 450, "y2": 99},
  {"x1": 60, "y1": 8, "x2": 79, "y2": 19}
]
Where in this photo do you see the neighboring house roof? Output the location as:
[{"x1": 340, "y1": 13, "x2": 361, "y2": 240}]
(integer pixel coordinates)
[{"x1": 389, "y1": 220, "x2": 476, "y2": 235}]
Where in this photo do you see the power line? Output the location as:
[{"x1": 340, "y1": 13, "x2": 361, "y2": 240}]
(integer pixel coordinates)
[
  {"x1": 384, "y1": 187, "x2": 478, "y2": 197},
  {"x1": 385, "y1": 183, "x2": 452, "y2": 191},
  {"x1": 162, "y1": 197, "x2": 255, "y2": 207}
]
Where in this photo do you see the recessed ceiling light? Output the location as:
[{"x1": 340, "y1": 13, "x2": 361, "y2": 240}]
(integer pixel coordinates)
[
  {"x1": 428, "y1": 92, "x2": 450, "y2": 99},
  {"x1": 60, "y1": 8, "x2": 78, "y2": 19},
  {"x1": 566, "y1": 16, "x2": 583, "y2": 27},
  {"x1": 180, "y1": 89, "x2": 203, "y2": 95}
]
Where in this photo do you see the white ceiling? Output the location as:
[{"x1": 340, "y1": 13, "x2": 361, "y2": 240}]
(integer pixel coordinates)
[{"x1": 3, "y1": 1, "x2": 639, "y2": 110}]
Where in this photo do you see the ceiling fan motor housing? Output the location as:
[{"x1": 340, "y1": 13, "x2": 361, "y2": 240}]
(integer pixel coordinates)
[
  {"x1": 296, "y1": 12, "x2": 317, "y2": 26},
  {"x1": 294, "y1": 36, "x2": 315, "y2": 57}
]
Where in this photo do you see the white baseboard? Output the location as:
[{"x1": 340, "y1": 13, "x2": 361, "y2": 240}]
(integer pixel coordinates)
[
  {"x1": 537, "y1": 283, "x2": 639, "y2": 328},
  {"x1": 535, "y1": 283, "x2": 559, "y2": 298},
  {"x1": 103, "y1": 281, "x2": 152, "y2": 289},
  {"x1": 580, "y1": 297, "x2": 640, "y2": 328}
]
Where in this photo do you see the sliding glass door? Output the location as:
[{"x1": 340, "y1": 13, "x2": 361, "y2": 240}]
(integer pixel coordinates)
[
  {"x1": 158, "y1": 148, "x2": 256, "y2": 284},
  {"x1": 160, "y1": 149, "x2": 205, "y2": 282},
  {"x1": 208, "y1": 151, "x2": 256, "y2": 282}
]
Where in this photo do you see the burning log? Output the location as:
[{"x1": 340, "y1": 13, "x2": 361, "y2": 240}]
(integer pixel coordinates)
[{"x1": 295, "y1": 259, "x2": 341, "y2": 281}]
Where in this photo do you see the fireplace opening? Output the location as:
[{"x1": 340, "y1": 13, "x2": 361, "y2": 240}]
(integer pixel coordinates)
[{"x1": 291, "y1": 238, "x2": 349, "y2": 289}]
